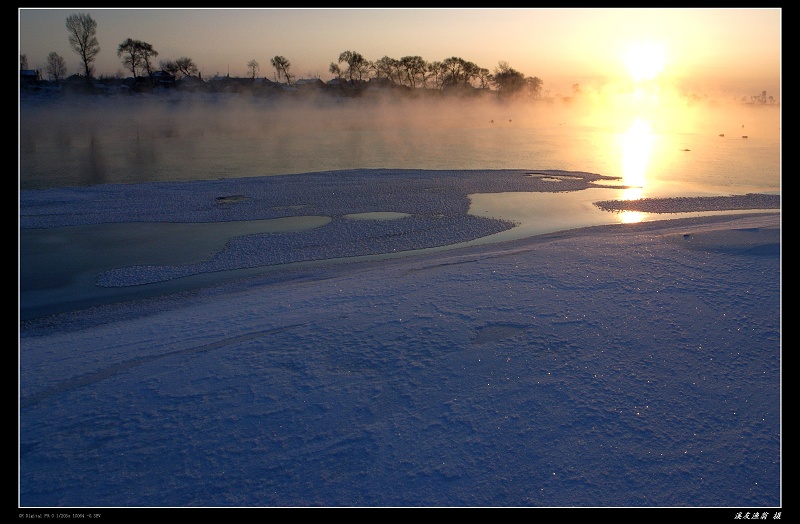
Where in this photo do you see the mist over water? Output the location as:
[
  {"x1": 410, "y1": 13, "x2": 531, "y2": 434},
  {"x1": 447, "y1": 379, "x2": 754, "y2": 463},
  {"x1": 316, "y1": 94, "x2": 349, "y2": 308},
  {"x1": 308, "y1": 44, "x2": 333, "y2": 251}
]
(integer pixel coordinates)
[
  {"x1": 19, "y1": 91, "x2": 780, "y2": 320},
  {"x1": 19, "y1": 91, "x2": 780, "y2": 197}
]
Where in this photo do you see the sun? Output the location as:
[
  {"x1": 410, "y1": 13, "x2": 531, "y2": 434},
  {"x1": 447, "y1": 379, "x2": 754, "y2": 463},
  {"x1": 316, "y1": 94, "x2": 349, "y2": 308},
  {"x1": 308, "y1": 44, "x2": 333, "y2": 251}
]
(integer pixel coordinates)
[{"x1": 624, "y1": 41, "x2": 667, "y2": 82}]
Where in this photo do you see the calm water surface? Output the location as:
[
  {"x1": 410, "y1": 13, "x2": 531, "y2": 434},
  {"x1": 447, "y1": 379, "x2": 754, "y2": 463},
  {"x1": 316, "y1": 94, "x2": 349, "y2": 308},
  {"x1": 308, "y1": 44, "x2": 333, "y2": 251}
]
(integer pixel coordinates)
[
  {"x1": 19, "y1": 94, "x2": 781, "y2": 320},
  {"x1": 19, "y1": 94, "x2": 780, "y2": 196}
]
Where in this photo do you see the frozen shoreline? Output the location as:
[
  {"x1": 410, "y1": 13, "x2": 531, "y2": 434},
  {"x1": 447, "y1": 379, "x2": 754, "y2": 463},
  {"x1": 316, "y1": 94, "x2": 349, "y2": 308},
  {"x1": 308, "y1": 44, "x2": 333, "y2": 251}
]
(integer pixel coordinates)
[
  {"x1": 20, "y1": 169, "x2": 778, "y2": 290},
  {"x1": 20, "y1": 210, "x2": 780, "y2": 338},
  {"x1": 19, "y1": 170, "x2": 781, "y2": 507}
]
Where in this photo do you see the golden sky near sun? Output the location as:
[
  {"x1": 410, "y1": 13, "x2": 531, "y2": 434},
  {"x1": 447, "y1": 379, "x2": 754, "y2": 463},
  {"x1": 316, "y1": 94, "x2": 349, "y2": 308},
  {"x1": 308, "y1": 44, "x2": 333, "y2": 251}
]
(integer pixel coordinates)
[
  {"x1": 18, "y1": 8, "x2": 781, "y2": 98},
  {"x1": 623, "y1": 42, "x2": 667, "y2": 82}
]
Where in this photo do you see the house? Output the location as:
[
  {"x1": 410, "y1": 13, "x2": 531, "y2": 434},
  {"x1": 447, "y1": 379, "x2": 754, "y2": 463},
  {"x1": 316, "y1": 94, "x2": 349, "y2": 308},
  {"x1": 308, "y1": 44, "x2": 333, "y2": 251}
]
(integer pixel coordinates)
[
  {"x1": 175, "y1": 75, "x2": 208, "y2": 92},
  {"x1": 151, "y1": 70, "x2": 175, "y2": 86},
  {"x1": 294, "y1": 78, "x2": 325, "y2": 90},
  {"x1": 20, "y1": 69, "x2": 41, "y2": 82}
]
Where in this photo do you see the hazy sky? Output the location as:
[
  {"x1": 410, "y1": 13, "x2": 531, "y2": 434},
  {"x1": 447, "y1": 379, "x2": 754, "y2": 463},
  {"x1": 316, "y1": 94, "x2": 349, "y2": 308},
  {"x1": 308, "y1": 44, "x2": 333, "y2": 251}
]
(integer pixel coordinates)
[{"x1": 18, "y1": 7, "x2": 781, "y2": 98}]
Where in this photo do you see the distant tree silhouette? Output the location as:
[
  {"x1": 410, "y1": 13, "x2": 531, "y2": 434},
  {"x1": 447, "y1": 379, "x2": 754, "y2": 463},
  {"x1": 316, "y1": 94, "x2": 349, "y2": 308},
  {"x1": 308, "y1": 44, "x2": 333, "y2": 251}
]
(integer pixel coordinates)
[
  {"x1": 137, "y1": 41, "x2": 158, "y2": 77},
  {"x1": 160, "y1": 59, "x2": 177, "y2": 76},
  {"x1": 176, "y1": 57, "x2": 198, "y2": 77},
  {"x1": 160, "y1": 57, "x2": 198, "y2": 79},
  {"x1": 373, "y1": 56, "x2": 400, "y2": 84},
  {"x1": 46, "y1": 52, "x2": 67, "y2": 82},
  {"x1": 270, "y1": 55, "x2": 293, "y2": 85},
  {"x1": 247, "y1": 59, "x2": 259, "y2": 79},
  {"x1": 65, "y1": 13, "x2": 100, "y2": 79},
  {"x1": 526, "y1": 76, "x2": 544, "y2": 98},
  {"x1": 328, "y1": 62, "x2": 343, "y2": 79},
  {"x1": 117, "y1": 39, "x2": 140, "y2": 77},
  {"x1": 337, "y1": 50, "x2": 369, "y2": 81},
  {"x1": 117, "y1": 39, "x2": 158, "y2": 78},
  {"x1": 399, "y1": 55, "x2": 427, "y2": 88},
  {"x1": 441, "y1": 57, "x2": 480, "y2": 88},
  {"x1": 426, "y1": 61, "x2": 445, "y2": 89},
  {"x1": 475, "y1": 67, "x2": 492, "y2": 89},
  {"x1": 20, "y1": 54, "x2": 28, "y2": 70},
  {"x1": 492, "y1": 62, "x2": 526, "y2": 96}
]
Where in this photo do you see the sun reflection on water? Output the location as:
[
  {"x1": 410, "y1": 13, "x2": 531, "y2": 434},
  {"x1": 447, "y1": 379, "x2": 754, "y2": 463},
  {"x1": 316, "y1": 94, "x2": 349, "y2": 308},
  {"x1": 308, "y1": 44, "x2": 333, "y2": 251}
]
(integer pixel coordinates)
[
  {"x1": 616, "y1": 209, "x2": 647, "y2": 224},
  {"x1": 621, "y1": 117, "x2": 653, "y2": 193},
  {"x1": 615, "y1": 117, "x2": 656, "y2": 224}
]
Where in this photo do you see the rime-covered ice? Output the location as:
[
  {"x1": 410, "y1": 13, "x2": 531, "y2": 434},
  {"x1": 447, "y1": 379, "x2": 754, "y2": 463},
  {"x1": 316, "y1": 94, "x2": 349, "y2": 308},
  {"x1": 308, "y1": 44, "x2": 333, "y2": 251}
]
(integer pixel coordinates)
[{"x1": 18, "y1": 169, "x2": 781, "y2": 508}]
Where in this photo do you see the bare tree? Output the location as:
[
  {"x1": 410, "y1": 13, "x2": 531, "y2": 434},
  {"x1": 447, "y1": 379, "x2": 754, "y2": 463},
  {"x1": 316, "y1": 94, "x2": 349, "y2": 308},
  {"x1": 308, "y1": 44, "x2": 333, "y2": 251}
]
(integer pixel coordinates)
[
  {"x1": 328, "y1": 62, "x2": 343, "y2": 79},
  {"x1": 117, "y1": 39, "x2": 159, "y2": 78},
  {"x1": 441, "y1": 57, "x2": 480, "y2": 88},
  {"x1": 475, "y1": 67, "x2": 492, "y2": 89},
  {"x1": 46, "y1": 52, "x2": 68, "y2": 82},
  {"x1": 160, "y1": 57, "x2": 199, "y2": 79},
  {"x1": 399, "y1": 55, "x2": 427, "y2": 88},
  {"x1": 137, "y1": 41, "x2": 158, "y2": 77},
  {"x1": 337, "y1": 50, "x2": 369, "y2": 81},
  {"x1": 175, "y1": 57, "x2": 198, "y2": 77},
  {"x1": 160, "y1": 59, "x2": 179, "y2": 77},
  {"x1": 247, "y1": 59, "x2": 259, "y2": 79},
  {"x1": 270, "y1": 55, "x2": 293, "y2": 85},
  {"x1": 374, "y1": 56, "x2": 400, "y2": 83},
  {"x1": 20, "y1": 54, "x2": 28, "y2": 70},
  {"x1": 117, "y1": 38, "x2": 141, "y2": 77},
  {"x1": 492, "y1": 62, "x2": 525, "y2": 96},
  {"x1": 65, "y1": 13, "x2": 100, "y2": 78},
  {"x1": 526, "y1": 76, "x2": 543, "y2": 99},
  {"x1": 426, "y1": 61, "x2": 445, "y2": 89}
]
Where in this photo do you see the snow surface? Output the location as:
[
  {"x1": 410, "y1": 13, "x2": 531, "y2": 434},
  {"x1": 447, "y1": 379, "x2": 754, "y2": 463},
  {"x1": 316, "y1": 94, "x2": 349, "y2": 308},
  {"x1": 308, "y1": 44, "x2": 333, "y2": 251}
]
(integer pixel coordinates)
[{"x1": 19, "y1": 169, "x2": 781, "y2": 508}]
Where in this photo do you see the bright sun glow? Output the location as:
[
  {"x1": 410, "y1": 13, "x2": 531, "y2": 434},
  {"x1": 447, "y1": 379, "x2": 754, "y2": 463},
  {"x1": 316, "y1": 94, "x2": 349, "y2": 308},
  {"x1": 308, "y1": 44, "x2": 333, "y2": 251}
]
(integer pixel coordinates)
[{"x1": 624, "y1": 42, "x2": 667, "y2": 82}]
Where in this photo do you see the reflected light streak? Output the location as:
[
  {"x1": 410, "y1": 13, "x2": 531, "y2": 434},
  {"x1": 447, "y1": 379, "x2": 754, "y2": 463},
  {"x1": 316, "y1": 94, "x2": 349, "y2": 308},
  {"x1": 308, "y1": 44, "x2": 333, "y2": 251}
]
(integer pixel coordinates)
[
  {"x1": 617, "y1": 210, "x2": 647, "y2": 224},
  {"x1": 617, "y1": 117, "x2": 655, "y2": 224},
  {"x1": 621, "y1": 118, "x2": 654, "y2": 193}
]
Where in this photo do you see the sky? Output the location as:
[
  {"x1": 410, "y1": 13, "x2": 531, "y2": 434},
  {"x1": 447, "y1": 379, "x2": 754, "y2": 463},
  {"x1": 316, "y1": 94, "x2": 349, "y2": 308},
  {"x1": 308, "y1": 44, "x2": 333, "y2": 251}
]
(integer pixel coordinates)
[
  {"x1": 18, "y1": 7, "x2": 781, "y2": 99},
  {"x1": 19, "y1": 169, "x2": 781, "y2": 508}
]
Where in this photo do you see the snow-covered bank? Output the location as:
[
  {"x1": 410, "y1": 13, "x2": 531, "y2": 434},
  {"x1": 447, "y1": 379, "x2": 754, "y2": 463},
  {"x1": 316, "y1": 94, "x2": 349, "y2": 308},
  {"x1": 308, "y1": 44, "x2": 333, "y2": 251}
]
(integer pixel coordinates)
[{"x1": 19, "y1": 169, "x2": 781, "y2": 507}]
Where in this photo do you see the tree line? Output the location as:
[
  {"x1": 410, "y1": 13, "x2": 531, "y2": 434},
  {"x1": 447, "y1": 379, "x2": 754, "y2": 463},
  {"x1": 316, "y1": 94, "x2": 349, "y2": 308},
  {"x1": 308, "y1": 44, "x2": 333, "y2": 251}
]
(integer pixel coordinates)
[{"x1": 23, "y1": 12, "x2": 544, "y2": 98}]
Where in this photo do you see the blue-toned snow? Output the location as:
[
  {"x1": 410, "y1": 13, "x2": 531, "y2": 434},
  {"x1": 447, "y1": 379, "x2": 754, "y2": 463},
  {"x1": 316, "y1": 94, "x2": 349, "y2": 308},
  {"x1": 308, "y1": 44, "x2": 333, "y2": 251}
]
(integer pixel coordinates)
[{"x1": 18, "y1": 169, "x2": 781, "y2": 508}]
